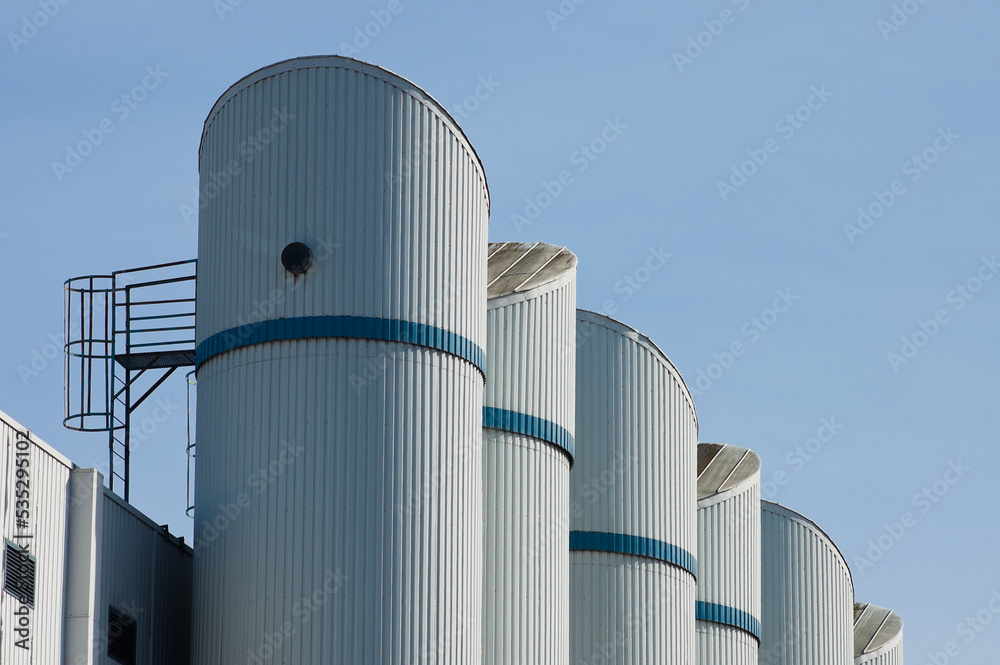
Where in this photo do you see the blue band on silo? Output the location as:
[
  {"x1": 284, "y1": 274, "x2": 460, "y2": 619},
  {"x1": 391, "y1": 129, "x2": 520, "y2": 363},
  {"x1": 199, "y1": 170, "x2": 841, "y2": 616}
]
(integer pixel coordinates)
[
  {"x1": 196, "y1": 315, "x2": 486, "y2": 376},
  {"x1": 569, "y1": 530, "x2": 697, "y2": 579},
  {"x1": 482, "y1": 406, "x2": 575, "y2": 462},
  {"x1": 695, "y1": 601, "x2": 761, "y2": 641}
]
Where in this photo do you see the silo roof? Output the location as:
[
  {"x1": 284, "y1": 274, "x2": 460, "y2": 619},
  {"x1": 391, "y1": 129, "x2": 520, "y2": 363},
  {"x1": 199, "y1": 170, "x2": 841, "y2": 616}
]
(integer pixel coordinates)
[
  {"x1": 199, "y1": 55, "x2": 489, "y2": 211},
  {"x1": 487, "y1": 242, "x2": 577, "y2": 300},
  {"x1": 854, "y1": 602, "x2": 903, "y2": 659},
  {"x1": 697, "y1": 442, "x2": 760, "y2": 500}
]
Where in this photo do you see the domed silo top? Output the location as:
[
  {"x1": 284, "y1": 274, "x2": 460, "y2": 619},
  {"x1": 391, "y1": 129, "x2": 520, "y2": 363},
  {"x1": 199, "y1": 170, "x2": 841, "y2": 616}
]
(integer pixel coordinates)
[
  {"x1": 487, "y1": 242, "x2": 577, "y2": 305},
  {"x1": 199, "y1": 55, "x2": 488, "y2": 207},
  {"x1": 762, "y1": 500, "x2": 854, "y2": 592},
  {"x1": 697, "y1": 442, "x2": 760, "y2": 506},
  {"x1": 854, "y1": 602, "x2": 903, "y2": 660}
]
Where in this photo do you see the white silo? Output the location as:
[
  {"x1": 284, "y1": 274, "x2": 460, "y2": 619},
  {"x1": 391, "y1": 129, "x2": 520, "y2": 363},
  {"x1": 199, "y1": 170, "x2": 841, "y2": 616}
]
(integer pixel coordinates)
[
  {"x1": 570, "y1": 310, "x2": 698, "y2": 664},
  {"x1": 696, "y1": 443, "x2": 761, "y2": 665},
  {"x1": 483, "y1": 242, "x2": 577, "y2": 665},
  {"x1": 854, "y1": 603, "x2": 904, "y2": 665},
  {"x1": 193, "y1": 57, "x2": 489, "y2": 664},
  {"x1": 761, "y1": 501, "x2": 854, "y2": 665}
]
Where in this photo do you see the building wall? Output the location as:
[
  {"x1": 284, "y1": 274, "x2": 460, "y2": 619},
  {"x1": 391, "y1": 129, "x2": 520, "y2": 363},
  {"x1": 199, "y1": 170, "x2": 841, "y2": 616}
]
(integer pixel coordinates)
[
  {"x1": 0, "y1": 409, "x2": 73, "y2": 664},
  {"x1": 0, "y1": 409, "x2": 193, "y2": 664},
  {"x1": 98, "y1": 490, "x2": 192, "y2": 665}
]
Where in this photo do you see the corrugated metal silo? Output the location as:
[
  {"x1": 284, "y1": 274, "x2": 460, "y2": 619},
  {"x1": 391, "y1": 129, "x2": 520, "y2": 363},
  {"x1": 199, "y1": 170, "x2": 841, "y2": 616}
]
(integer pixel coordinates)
[
  {"x1": 570, "y1": 311, "x2": 698, "y2": 664},
  {"x1": 761, "y1": 501, "x2": 854, "y2": 665},
  {"x1": 483, "y1": 242, "x2": 577, "y2": 665},
  {"x1": 854, "y1": 602, "x2": 903, "y2": 665},
  {"x1": 193, "y1": 57, "x2": 490, "y2": 664},
  {"x1": 696, "y1": 443, "x2": 761, "y2": 665}
]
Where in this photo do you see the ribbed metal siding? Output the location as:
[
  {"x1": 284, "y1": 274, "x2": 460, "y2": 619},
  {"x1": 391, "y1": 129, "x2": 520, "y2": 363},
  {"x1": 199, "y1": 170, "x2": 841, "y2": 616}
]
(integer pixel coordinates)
[
  {"x1": 99, "y1": 491, "x2": 192, "y2": 665},
  {"x1": 761, "y1": 502, "x2": 854, "y2": 665},
  {"x1": 483, "y1": 432, "x2": 569, "y2": 665},
  {"x1": 196, "y1": 57, "x2": 489, "y2": 348},
  {"x1": 570, "y1": 552, "x2": 695, "y2": 663},
  {"x1": 483, "y1": 267, "x2": 575, "y2": 665},
  {"x1": 696, "y1": 470, "x2": 760, "y2": 664},
  {"x1": 696, "y1": 622, "x2": 758, "y2": 665},
  {"x1": 856, "y1": 644, "x2": 902, "y2": 665},
  {"x1": 194, "y1": 57, "x2": 488, "y2": 665},
  {"x1": 570, "y1": 311, "x2": 698, "y2": 665},
  {"x1": 0, "y1": 410, "x2": 72, "y2": 665},
  {"x1": 195, "y1": 342, "x2": 482, "y2": 663}
]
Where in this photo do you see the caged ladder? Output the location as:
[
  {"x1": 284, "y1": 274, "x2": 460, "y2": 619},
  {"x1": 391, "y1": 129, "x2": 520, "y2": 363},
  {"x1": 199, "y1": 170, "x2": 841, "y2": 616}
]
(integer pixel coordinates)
[{"x1": 63, "y1": 259, "x2": 197, "y2": 502}]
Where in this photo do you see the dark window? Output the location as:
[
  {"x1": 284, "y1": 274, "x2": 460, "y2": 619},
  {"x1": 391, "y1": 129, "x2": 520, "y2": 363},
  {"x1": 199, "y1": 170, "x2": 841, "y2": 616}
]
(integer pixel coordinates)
[
  {"x1": 3, "y1": 540, "x2": 35, "y2": 607},
  {"x1": 108, "y1": 606, "x2": 138, "y2": 665}
]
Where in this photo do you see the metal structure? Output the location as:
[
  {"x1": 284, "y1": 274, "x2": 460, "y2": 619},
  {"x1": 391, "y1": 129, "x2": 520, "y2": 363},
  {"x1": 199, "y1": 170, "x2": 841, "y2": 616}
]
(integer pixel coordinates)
[
  {"x1": 1, "y1": 408, "x2": 192, "y2": 665},
  {"x1": 192, "y1": 56, "x2": 490, "y2": 664},
  {"x1": 184, "y1": 370, "x2": 196, "y2": 517},
  {"x1": 64, "y1": 260, "x2": 197, "y2": 500},
  {"x1": 696, "y1": 443, "x2": 761, "y2": 665},
  {"x1": 482, "y1": 242, "x2": 577, "y2": 665},
  {"x1": 569, "y1": 310, "x2": 698, "y2": 665},
  {"x1": 761, "y1": 501, "x2": 854, "y2": 665},
  {"x1": 854, "y1": 602, "x2": 903, "y2": 665}
]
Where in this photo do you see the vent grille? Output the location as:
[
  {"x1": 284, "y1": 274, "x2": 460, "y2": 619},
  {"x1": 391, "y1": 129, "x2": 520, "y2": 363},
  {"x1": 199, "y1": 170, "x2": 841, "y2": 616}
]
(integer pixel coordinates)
[
  {"x1": 108, "y1": 606, "x2": 138, "y2": 665},
  {"x1": 4, "y1": 540, "x2": 35, "y2": 607}
]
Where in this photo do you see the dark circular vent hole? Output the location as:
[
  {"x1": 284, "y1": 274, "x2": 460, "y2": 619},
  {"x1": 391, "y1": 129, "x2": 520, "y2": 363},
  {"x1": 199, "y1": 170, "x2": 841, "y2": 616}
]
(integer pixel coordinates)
[{"x1": 281, "y1": 242, "x2": 313, "y2": 275}]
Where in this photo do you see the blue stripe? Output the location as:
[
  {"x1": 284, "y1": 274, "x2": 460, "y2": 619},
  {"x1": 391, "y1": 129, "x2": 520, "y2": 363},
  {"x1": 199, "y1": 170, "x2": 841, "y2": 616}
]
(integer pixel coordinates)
[
  {"x1": 569, "y1": 531, "x2": 697, "y2": 579},
  {"x1": 482, "y1": 406, "x2": 575, "y2": 461},
  {"x1": 695, "y1": 601, "x2": 761, "y2": 641},
  {"x1": 196, "y1": 315, "x2": 485, "y2": 375}
]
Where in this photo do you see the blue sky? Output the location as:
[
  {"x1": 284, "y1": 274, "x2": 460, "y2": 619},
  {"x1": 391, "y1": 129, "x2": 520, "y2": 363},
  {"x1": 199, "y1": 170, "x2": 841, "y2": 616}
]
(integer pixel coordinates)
[{"x1": 2, "y1": 1, "x2": 998, "y2": 661}]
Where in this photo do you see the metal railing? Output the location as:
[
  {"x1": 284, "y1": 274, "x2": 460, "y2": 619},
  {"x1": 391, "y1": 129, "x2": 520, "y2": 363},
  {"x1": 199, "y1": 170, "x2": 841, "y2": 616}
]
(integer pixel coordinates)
[{"x1": 64, "y1": 259, "x2": 197, "y2": 501}]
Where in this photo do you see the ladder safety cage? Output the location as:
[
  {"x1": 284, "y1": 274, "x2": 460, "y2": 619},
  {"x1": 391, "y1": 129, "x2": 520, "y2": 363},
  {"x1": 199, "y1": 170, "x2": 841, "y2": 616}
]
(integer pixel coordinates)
[{"x1": 63, "y1": 259, "x2": 197, "y2": 501}]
